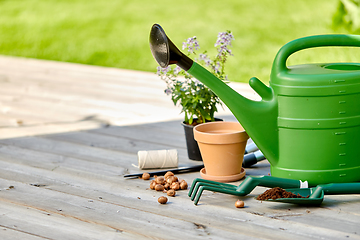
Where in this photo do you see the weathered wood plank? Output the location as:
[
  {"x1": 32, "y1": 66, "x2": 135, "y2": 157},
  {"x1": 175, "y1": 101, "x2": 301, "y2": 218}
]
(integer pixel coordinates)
[
  {"x1": 1, "y1": 164, "x2": 358, "y2": 240},
  {"x1": 0, "y1": 137, "x2": 135, "y2": 166},
  {"x1": 0, "y1": 224, "x2": 48, "y2": 240},
  {"x1": 0, "y1": 55, "x2": 359, "y2": 240},
  {"x1": 0, "y1": 76, "x2": 171, "y2": 112},
  {"x1": 0, "y1": 89, "x2": 175, "y2": 124},
  {"x1": 0, "y1": 55, "x2": 253, "y2": 139},
  {"x1": 0, "y1": 143, "x2": 127, "y2": 177},
  {"x1": 1, "y1": 179, "x2": 263, "y2": 239},
  {"x1": 40, "y1": 131, "x2": 186, "y2": 157},
  {"x1": 0, "y1": 135, "x2": 358, "y2": 240},
  {"x1": 0, "y1": 56, "x2": 259, "y2": 100},
  {"x1": 0, "y1": 121, "x2": 104, "y2": 140},
  {"x1": 0, "y1": 150, "x2": 357, "y2": 240},
  {"x1": 0, "y1": 200, "x2": 141, "y2": 240}
]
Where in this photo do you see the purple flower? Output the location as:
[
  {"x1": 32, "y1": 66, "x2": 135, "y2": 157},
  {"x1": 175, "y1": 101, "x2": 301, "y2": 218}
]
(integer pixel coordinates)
[
  {"x1": 157, "y1": 66, "x2": 172, "y2": 76},
  {"x1": 156, "y1": 66, "x2": 162, "y2": 76},
  {"x1": 215, "y1": 31, "x2": 234, "y2": 57},
  {"x1": 198, "y1": 53, "x2": 212, "y2": 66},
  {"x1": 182, "y1": 36, "x2": 200, "y2": 54},
  {"x1": 216, "y1": 45, "x2": 233, "y2": 59},
  {"x1": 213, "y1": 62, "x2": 221, "y2": 73},
  {"x1": 173, "y1": 66, "x2": 182, "y2": 75},
  {"x1": 164, "y1": 88, "x2": 172, "y2": 95},
  {"x1": 215, "y1": 31, "x2": 234, "y2": 47}
]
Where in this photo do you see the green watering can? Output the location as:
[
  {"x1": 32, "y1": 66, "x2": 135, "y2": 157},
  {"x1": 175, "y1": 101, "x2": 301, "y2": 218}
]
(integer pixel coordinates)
[{"x1": 149, "y1": 24, "x2": 360, "y2": 186}]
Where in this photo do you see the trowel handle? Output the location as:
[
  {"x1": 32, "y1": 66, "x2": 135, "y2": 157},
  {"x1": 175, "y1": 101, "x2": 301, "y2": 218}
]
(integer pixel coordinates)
[
  {"x1": 244, "y1": 141, "x2": 258, "y2": 154},
  {"x1": 256, "y1": 175, "x2": 302, "y2": 188},
  {"x1": 311, "y1": 183, "x2": 360, "y2": 198},
  {"x1": 242, "y1": 150, "x2": 265, "y2": 168},
  {"x1": 273, "y1": 34, "x2": 360, "y2": 74}
]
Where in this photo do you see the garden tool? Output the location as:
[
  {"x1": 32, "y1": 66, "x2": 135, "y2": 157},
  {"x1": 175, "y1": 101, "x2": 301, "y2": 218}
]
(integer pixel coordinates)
[
  {"x1": 244, "y1": 141, "x2": 258, "y2": 154},
  {"x1": 188, "y1": 175, "x2": 308, "y2": 205},
  {"x1": 124, "y1": 164, "x2": 204, "y2": 178},
  {"x1": 242, "y1": 149, "x2": 265, "y2": 167},
  {"x1": 257, "y1": 182, "x2": 360, "y2": 206},
  {"x1": 150, "y1": 24, "x2": 360, "y2": 185}
]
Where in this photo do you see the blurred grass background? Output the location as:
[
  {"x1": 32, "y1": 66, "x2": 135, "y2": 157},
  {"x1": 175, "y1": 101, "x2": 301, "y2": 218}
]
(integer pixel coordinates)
[{"x1": 0, "y1": 0, "x2": 358, "y2": 83}]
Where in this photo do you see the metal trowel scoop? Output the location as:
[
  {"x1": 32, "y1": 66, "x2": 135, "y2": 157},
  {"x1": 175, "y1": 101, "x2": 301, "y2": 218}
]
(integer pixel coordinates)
[{"x1": 258, "y1": 182, "x2": 360, "y2": 206}]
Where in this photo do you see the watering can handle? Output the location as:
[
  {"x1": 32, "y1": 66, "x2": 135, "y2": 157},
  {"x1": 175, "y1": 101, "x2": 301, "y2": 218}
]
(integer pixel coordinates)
[{"x1": 272, "y1": 34, "x2": 360, "y2": 74}]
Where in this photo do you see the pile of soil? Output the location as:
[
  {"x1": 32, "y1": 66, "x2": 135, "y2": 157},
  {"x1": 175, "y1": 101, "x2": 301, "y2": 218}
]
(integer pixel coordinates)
[{"x1": 257, "y1": 187, "x2": 309, "y2": 200}]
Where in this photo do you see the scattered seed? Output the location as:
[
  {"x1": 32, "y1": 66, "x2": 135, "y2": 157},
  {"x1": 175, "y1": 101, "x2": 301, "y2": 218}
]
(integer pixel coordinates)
[
  {"x1": 235, "y1": 200, "x2": 245, "y2": 208},
  {"x1": 158, "y1": 196, "x2": 168, "y2": 204}
]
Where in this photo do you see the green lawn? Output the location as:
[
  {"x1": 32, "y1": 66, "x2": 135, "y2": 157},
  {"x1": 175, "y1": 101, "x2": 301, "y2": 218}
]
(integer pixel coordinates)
[{"x1": 0, "y1": 0, "x2": 357, "y2": 83}]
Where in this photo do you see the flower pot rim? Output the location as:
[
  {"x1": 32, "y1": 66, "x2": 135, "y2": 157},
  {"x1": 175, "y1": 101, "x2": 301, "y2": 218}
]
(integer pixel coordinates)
[{"x1": 193, "y1": 121, "x2": 249, "y2": 144}]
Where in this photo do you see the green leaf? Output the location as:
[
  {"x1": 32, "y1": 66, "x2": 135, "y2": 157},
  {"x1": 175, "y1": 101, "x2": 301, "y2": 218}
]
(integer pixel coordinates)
[{"x1": 189, "y1": 115, "x2": 194, "y2": 125}]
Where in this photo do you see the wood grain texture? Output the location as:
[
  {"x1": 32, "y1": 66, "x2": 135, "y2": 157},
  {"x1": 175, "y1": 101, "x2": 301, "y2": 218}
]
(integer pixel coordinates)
[{"x1": 0, "y1": 55, "x2": 359, "y2": 240}]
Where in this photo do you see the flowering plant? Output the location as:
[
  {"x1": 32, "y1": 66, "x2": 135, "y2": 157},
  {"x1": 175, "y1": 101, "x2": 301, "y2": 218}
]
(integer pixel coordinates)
[{"x1": 157, "y1": 31, "x2": 235, "y2": 125}]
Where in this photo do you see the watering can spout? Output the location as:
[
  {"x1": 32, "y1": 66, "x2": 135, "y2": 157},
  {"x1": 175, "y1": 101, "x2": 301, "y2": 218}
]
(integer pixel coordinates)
[
  {"x1": 149, "y1": 24, "x2": 193, "y2": 71},
  {"x1": 149, "y1": 24, "x2": 279, "y2": 165}
]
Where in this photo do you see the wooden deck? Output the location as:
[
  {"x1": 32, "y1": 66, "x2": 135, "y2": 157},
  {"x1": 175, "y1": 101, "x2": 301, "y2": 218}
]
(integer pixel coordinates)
[{"x1": 0, "y1": 55, "x2": 359, "y2": 240}]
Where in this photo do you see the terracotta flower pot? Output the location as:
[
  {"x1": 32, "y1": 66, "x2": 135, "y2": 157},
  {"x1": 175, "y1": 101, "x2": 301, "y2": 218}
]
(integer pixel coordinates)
[{"x1": 193, "y1": 122, "x2": 249, "y2": 182}]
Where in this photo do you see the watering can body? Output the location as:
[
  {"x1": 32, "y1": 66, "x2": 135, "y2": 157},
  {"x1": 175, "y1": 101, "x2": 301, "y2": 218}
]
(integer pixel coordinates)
[
  {"x1": 190, "y1": 35, "x2": 360, "y2": 186},
  {"x1": 269, "y1": 35, "x2": 360, "y2": 185},
  {"x1": 149, "y1": 25, "x2": 360, "y2": 186}
]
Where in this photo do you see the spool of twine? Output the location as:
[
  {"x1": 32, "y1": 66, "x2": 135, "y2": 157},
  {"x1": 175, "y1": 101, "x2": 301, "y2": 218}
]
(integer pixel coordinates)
[{"x1": 137, "y1": 149, "x2": 178, "y2": 169}]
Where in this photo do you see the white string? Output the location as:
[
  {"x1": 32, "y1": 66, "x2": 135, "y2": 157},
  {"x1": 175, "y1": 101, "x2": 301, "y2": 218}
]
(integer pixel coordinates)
[{"x1": 137, "y1": 149, "x2": 178, "y2": 169}]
